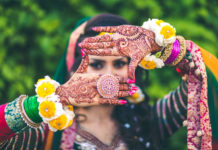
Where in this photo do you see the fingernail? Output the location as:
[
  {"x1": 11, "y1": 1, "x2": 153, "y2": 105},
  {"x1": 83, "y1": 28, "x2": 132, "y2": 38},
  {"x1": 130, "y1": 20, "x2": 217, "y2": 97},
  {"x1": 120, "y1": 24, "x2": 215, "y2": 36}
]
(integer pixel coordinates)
[
  {"x1": 120, "y1": 100, "x2": 127, "y2": 104},
  {"x1": 128, "y1": 79, "x2": 135, "y2": 84},
  {"x1": 78, "y1": 43, "x2": 82, "y2": 47},
  {"x1": 128, "y1": 90, "x2": 136, "y2": 96},
  {"x1": 131, "y1": 86, "x2": 138, "y2": 91},
  {"x1": 81, "y1": 49, "x2": 85, "y2": 57}
]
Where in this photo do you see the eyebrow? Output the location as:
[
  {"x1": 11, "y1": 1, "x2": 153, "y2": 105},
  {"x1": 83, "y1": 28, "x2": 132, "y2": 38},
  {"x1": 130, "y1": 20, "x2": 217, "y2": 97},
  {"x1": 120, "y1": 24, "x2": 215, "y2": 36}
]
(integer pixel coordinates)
[
  {"x1": 113, "y1": 58, "x2": 126, "y2": 62},
  {"x1": 90, "y1": 58, "x2": 105, "y2": 63}
]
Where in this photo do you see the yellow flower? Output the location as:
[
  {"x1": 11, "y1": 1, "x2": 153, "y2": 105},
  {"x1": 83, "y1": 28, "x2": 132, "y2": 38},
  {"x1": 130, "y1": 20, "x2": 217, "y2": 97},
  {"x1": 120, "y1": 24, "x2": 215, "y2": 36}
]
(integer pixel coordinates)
[
  {"x1": 49, "y1": 114, "x2": 68, "y2": 130},
  {"x1": 156, "y1": 20, "x2": 164, "y2": 26},
  {"x1": 160, "y1": 25, "x2": 175, "y2": 39},
  {"x1": 132, "y1": 93, "x2": 139, "y2": 99},
  {"x1": 67, "y1": 105, "x2": 74, "y2": 111},
  {"x1": 99, "y1": 32, "x2": 113, "y2": 36},
  {"x1": 66, "y1": 119, "x2": 73, "y2": 128},
  {"x1": 36, "y1": 78, "x2": 45, "y2": 85},
  {"x1": 36, "y1": 82, "x2": 55, "y2": 98},
  {"x1": 39, "y1": 100, "x2": 56, "y2": 118},
  {"x1": 139, "y1": 59, "x2": 156, "y2": 69}
]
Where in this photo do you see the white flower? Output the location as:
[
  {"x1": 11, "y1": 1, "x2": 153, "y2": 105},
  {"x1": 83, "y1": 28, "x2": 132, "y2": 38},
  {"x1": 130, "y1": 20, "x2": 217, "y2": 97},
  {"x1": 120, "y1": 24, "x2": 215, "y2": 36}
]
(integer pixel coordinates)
[
  {"x1": 127, "y1": 84, "x2": 145, "y2": 104},
  {"x1": 141, "y1": 18, "x2": 176, "y2": 47},
  {"x1": 145, "y1": 54, "x2": 164, "y2": 68},
  {"x1": 37, "y1": 94, "x2": 60, "y2": 103},
  {"x1": 35, "y1": 75, "x2": 60, "y2": 90},
  {"x1": 39, "y1": 101, "x2": 64, "y2": 122},
  {"x1": 139, "y1": 54, "x2": 164, "y2": 69}
]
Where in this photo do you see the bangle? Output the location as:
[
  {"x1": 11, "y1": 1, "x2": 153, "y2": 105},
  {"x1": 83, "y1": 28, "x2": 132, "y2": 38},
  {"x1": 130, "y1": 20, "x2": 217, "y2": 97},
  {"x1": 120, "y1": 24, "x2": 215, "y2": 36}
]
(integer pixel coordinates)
[
  {"x1": 35, "y1": 76, "x2": 75, "y2": 131},
  {"x1": 24, "y1": 96, "x2": 42, "y2": 123},
  {"x1": 164, "y1": 39, "x2": 180, "y2": 64},
  {"x1": 159, "y1": 41, "x2": 174, "y2": 62},
  {"x1": 170, "y1": 36, "x2": 186, "y2": 66},
  {"x1": 160, "y1": 36, "x2": 186, "y2": 66},
  {"x1": 18, "y1": 95, "x2": 41, "y2": 128}
]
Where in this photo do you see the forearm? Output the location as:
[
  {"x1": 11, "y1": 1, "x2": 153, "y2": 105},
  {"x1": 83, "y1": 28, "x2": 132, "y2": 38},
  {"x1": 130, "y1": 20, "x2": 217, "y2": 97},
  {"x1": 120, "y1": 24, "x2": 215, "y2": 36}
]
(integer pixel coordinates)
[
  {"x1": 152, "y1": 80, "x2": 188, "y2": 140},
  {"x1": 0, "y1": 95, "x2": 42, "y2": 142}
]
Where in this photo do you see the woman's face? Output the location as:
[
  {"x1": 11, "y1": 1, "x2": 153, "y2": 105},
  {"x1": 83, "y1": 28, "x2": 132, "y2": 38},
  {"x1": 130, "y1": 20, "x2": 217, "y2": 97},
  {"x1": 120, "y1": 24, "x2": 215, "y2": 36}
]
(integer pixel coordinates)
[{"x1": 87, "y1": 55, "x2": 129, "y2": 79}]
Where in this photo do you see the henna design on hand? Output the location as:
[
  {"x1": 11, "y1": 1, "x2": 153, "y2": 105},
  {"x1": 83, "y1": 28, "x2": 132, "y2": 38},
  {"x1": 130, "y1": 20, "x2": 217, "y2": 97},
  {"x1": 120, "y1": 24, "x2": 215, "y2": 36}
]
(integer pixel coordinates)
[
  {"x1": 56, "y1": 73, "x2": 131, "y2": 107},
  {"x1": 56, "y1": 75, "x2": 98, "y2": 105},
  {"x1": 80, "y1": 25, "x2": 162, "y2": 80},
  {"x1": 76, "y1": 53, "x2": 89, "y2": 73},
  {"x1": 98, "y1": 98, "x2": 123, "y2": 105}
]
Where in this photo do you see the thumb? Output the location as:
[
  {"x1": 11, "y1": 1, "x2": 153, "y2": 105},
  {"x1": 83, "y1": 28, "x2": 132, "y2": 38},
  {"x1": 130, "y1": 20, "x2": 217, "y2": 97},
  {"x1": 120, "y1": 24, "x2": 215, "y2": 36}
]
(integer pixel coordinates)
[
  {"x1": 128, "y1": 56, "x2": 141, "y2": 80},
  {"x1": 75, "y1": 50, "x2": 89, "y2": 73}
]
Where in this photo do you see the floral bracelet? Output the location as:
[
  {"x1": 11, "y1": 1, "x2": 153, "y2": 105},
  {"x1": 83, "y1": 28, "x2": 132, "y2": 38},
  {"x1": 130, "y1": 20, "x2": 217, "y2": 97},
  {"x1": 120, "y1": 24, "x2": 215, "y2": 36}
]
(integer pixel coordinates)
[
  {"x1": 139, "y1": 18, "x2": 187, "y2": 69},
  {"x1": 35, "y1": 76, "x2": 75, "y2": 131}
]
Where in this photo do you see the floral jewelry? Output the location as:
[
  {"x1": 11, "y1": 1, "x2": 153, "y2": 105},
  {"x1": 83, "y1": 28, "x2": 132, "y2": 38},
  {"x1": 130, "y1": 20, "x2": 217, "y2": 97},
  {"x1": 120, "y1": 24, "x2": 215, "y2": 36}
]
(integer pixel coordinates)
[
  {"x1": 127, "y1": 84, "x2": 145, "y2": 104},
  {"x1": 140, "y1": 19, "x2": 186, "y2": 68},
  {"x1": 35, "y1": 76, "x2": 75, "y2": 131},
  {"x1": 142, "y1": 19, "x2": 176, "y2": 47},
  {"x1": 160, "y1": 36, "x2": 186, "y2": 66},
  {"x1": 139, "y1": 54, "x2": 164, "y2": 70},
  {"x1": 97, "y1": 74, "x2": 120, "y2": 98},
  {"x1": 139, "y1": 18, "x2": 176, "y2": 70},
  {"x1": 18, "y1": 95, "x2": 41, "y2": 128}
]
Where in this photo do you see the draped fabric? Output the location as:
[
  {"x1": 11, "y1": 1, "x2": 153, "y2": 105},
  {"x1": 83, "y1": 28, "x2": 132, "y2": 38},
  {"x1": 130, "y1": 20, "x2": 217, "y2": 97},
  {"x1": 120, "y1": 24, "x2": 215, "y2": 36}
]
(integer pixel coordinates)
[{"x1": 186, "y1": 41, "x2": 218, "y2": 150}]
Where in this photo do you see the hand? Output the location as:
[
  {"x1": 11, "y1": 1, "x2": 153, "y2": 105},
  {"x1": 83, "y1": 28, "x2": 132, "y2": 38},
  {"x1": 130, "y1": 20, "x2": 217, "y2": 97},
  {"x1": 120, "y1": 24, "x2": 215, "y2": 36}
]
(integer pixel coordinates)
[
  {"x1": 55, "y1": 73, "x2": 131, "y2": 107},
  {"x1": 80, "y1": 25, "x2": 162, "y2": 80},
  {"x1": 56, "y1": 53, "x2": 131, "y2": 107}
]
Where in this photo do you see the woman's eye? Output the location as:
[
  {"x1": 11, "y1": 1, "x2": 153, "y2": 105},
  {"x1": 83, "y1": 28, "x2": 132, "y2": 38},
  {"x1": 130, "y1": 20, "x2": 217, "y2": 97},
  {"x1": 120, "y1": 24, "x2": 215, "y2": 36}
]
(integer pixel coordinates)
[
  {"x1": 89, "y1": 62, "x2": 104, "y2": 70},
  {"x1": 114, "y1": 61, "x2": 127, "y2": 69}
]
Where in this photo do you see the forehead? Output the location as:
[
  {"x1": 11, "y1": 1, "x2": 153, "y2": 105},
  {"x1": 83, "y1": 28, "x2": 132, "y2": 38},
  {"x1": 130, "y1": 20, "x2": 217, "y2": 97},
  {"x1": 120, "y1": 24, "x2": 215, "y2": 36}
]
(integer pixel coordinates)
[{"x1": 89, "y1": 55, "x2": 127, "y2": 61}]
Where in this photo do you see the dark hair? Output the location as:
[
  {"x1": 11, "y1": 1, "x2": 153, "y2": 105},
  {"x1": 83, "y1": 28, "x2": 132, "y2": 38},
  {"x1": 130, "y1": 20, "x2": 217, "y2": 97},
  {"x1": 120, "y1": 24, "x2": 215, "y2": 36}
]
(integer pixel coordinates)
[{"x1": 71, "y1": 13, "x2": 159, "y2": 150}]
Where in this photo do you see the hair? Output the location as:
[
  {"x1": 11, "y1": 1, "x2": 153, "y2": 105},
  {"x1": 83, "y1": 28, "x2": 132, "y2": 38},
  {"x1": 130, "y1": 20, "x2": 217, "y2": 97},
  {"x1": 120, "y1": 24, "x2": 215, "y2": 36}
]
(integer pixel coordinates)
[{"x1": 71, "y1": 13, "x2": 160, "y2": 150}]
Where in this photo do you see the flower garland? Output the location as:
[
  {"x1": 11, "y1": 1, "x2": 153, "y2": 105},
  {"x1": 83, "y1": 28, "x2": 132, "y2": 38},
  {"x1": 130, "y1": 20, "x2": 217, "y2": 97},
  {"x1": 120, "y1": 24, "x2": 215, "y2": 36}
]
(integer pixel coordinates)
[
  {"x1": 35, "y1": 76, "x2": 75, "y2": 131},
  {"x1": 142, "y1": 19, "x2": 176, "y2": 47},
  {"x1": 139, "y1": 19, "x2": 177, "y2": 70}
]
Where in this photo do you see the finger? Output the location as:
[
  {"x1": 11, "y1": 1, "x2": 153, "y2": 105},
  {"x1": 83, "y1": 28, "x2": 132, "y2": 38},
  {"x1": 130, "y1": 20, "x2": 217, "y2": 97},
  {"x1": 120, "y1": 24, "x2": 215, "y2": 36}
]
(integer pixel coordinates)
[
  {"x1": 82, "y1": 34, "x2": 113, "y2": 43},
  {"x1": 117, "y1": 77, "x2": 128, "y2": 83},
  {"x1": 71, "y1": 98, "x2": 98, "y2": 107},
  {"x1": 128, "y1": 56, "x2": 142, "y2": 80},
  {"x1": 119, "y1": 84, "x2": 131, "y2": 91},
  {"x1": 80, "y1": 42, "x2": 115, "y2": 50},
  {"x1": 117, "y1": 91, "x2": 131, "y2": 97},
  {"x1": 98, "y1": 98, "x2": 126, "y2": 105},
  {"x1": 84, "y1": 48, "x2": 121, "y2": 56},
  {"x1": 75, "y1": 53, "x2": 89, "y2": 73},
  {"x1": 92, "y1": 26, "x2": 118, "y2": 33}
]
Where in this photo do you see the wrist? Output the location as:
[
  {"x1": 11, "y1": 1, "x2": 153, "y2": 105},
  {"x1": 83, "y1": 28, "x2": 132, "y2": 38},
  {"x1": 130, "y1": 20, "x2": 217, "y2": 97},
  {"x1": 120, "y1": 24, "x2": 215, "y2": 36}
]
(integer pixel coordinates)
[
  {"x1": 18, "y1": 95, "x2": 41, "y2": 128},
  {"x1": 35, "y1": 76, "x2": 75, "y2": 131},
  {"x1": 23, "y1": 96, "x2": 42, "y2": 123},
  {"x1": 160, "y1": 36, "x2": 187, "y2": 66}
]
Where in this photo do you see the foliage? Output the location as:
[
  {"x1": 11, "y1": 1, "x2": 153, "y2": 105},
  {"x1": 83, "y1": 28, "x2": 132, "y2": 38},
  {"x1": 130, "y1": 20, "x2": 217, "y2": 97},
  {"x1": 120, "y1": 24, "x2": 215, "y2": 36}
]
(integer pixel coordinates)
[{"x1": 0, "y1": 0, "x2": 217, "y2": 149}]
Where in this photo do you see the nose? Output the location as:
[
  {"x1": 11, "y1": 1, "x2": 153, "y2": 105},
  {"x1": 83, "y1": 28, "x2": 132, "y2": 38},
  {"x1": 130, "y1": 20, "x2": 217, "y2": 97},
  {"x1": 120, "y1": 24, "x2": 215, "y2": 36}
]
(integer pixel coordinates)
[
  {"x1": 105, "y1": 65, "x2": 121, "y2": 77},
  {"x1": 105, "y1": 65, "x2": 113, "y2": 75}
]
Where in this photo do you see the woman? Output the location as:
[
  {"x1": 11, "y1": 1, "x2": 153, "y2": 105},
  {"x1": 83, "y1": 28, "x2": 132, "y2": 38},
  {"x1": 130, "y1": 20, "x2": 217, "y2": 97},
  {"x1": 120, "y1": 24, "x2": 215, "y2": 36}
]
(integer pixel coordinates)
[{"x1": 0, "y1": 14, "x2": 217, "y2": 150}]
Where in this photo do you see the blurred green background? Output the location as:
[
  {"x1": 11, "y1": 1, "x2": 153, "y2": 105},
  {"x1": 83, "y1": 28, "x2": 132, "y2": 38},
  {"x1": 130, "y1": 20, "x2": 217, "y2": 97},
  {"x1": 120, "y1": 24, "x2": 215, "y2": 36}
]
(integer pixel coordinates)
[{"x1": 0, "y1": 0, "x2": 217, "y2": 149}]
